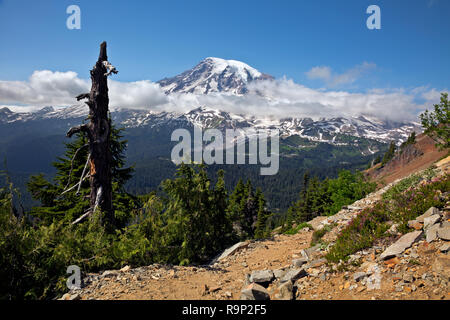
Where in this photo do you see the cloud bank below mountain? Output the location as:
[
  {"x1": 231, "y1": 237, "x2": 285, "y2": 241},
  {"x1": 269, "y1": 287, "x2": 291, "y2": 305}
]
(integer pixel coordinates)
[{"x1": 0, "y1": 70, "x2": 445, "y2": 122}]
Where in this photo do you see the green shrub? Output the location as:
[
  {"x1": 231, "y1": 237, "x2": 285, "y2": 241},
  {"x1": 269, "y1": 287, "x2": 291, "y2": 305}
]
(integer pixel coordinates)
[{"x1": 326, "y1": 174, "x2": 448, "y2": 263}]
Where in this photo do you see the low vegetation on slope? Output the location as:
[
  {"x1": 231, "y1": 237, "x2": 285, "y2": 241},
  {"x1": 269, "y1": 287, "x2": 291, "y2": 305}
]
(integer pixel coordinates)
[{"x1": 326, "y1": 169, "x2": 449, "y2": 263}]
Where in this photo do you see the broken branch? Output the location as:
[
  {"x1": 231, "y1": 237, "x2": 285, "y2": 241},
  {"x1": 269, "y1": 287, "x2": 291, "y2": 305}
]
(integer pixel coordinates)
[{"x1": 67, "y1": 124, "x2": 89, "y2": 138}]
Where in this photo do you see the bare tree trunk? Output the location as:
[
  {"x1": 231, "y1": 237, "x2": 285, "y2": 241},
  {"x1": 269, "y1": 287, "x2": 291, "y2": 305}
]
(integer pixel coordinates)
[{"x1": 67, "y1": 41, "x2": 118, "y2": 227}]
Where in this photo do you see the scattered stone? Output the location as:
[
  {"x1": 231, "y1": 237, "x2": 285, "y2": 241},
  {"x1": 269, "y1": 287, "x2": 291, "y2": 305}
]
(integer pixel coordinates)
[
  {"x1": 384, "y1": 257, "x2": 401, "y2": 267},
  {"x1": 437, "y1": 227, "x2": 450, "y2": 241},
  {"x1": 305, "y1": 258, "x2": 327, "y2": 269},
  {"x1": 240, "y1": 283, "x2": 270, "y2": 300},
  {"x1": 356, "y1": 286, "x2": 366, "y2": 293},
  {"x1": 431, "y1": 256, "x2": 450, "y2": 278},
  {"x1": 426, "y1": 224, "x2": 440, "y2": 242},
  {"x1": 395, "y1": 284, "x2": 404, "y2": 292},
  {"x1": 416, "y1": 207, "x2": 440, "y2": 223},
  {"x1": 402, "y1": 273, "x2": 414, "y2": 283},
  {"x1": 439, "y1": 242, "x2": 450, "y2": 253},
  {"x1": 380, "y1": 231, "x2": 423, "y2": 260},
  {"x1": 366, "y1": 273, "x2": 382, "y2": 290},
  {"x1": 360, "y1": 262, "x2": 379, "y2": 274},
  {"x1": 353, "y1": 272, "x2": 367, "y2": 282},
  {"x1": 214, "y1": 241, "x2": 249, "y2": 262},
  {"x1": 60, "y1": 293, "x2": 71, "y2": 300},
  {"x1": 273, "y1": 269, "x2": 287, "y2": 279},
  {"x1": 69, "y1": 293, "x2": 82, "y2": 300},
  {"x1": 292, "y1": 258, "x2": 307, "y2": 268},
  {"x1": 309, "y1": 216, "x2": 329, "y2": 231},
  {"x1": 101, "y1": 270, "x2": 118, "y2": 278},
  {"x1": 280, "y1": 268, "x2": 307, "y2": 283},
  {"x1": 388, "y1": 223, "x2": 401, "y2": 234},
  {"x1": 274, "y1": 280, "x2": 294, "y2": 300},
  {"x1": 249, "y1": 270, "x2": 274, "y2": 285},
  {"x1": 408, "y1": 220, "x2": 423, "y2": 231},
  {"x1": 120, "y1": 265, "x2": 131, "y2": 272},
  {"x1": 424, "y1": 215, "x2": 441, "y2": 230},
  {"x1": 301, "y1": 244, "x2": 320, "y2": 260}
]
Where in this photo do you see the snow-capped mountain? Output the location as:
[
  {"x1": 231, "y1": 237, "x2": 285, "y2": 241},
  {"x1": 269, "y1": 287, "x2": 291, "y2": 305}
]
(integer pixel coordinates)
[
  {"x1": 157, "y1": 57, "x2": 273, "y2": 94},
  {"x1": 117, "y1": 106, "x2": 420, "y2": 145},
  {"x1": 0, "y1": 105, "x2": 420, "y2": 146},
  {"x1": 0, "y1": 57, "x2": 421, "y2": 146}
]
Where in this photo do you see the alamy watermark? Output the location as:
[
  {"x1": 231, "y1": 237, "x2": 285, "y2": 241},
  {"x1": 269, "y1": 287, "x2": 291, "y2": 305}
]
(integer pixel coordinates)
[
  {"x1": 171, "y1": 128, "x2": 279, "y2": 176},
  {"x1": 66, "y1": 265, "x2": 81, "y2": 290},
  {"x1": 366, "y1": 5, "x2": 381, "y2": 30},
  {"x1": 66, "y1": 5, "x2": 81, "y2": 30}
]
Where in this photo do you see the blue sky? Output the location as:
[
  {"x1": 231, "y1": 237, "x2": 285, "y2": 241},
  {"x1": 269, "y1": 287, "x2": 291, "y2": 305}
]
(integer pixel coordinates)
[{"x1": 0, "y1": 0, "x2": 449, "y2": 90}]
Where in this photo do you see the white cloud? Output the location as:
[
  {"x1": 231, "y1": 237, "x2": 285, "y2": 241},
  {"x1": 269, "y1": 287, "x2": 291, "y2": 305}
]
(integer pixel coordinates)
[
  {"x1": 109, "y1": 80, "x2": 168, "y2": 109},
  {"x1": 0, "y1": 70, "x2": 168, "y2": 110},
  {"x1": 306, "y1": 62, "x2": 376, "y2": 88},
  {"x1": 0, "y1": 70, "x2": 446, "y2": 123}
]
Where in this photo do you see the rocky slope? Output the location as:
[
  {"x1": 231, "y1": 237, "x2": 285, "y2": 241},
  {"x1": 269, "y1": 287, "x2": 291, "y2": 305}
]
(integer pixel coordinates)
[
  {"x1": 368, "y1": 133, "x2": 448, "y2": 184},
  {"x1": 61, "y1": 156, "x2": 450, "y2": 301}
]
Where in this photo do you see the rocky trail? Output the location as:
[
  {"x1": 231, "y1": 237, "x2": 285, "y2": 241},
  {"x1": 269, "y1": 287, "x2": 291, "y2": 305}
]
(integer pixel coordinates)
[{"x1": 62, "y1": 157, "x2": 450, "y2": 301}]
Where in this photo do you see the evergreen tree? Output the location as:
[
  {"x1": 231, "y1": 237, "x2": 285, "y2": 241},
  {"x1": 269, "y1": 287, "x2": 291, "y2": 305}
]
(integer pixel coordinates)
[
  {"x1": 381, "y1": 141, "x2": 396, "y2": 166},
  {"x1": 240, "y1": 180, "x2": 258, "y2": 239},
  {"x1": 227, "y1": 179, "x2": 261, "y2": 240},
  {"x1": 227, "y1": 178, "x2": 245, "y2": 223},
  {"x1": 161, "y1": 164, "x2": 233, "y2": 265},
  {"x1": 27, "y1": 124, "x2": 136, "y2": 229},
  {"x1": 254, "y1": 188, "x2": 271, "y2": 239},
  {"x1": 420, "y1": 92, "x2": 449, "y2": 150}
]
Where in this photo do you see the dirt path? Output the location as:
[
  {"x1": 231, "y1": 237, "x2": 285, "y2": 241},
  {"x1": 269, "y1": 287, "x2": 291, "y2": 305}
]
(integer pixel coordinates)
[{"x1": 77, "y1": 232, "x2": 312, "y2": 300}]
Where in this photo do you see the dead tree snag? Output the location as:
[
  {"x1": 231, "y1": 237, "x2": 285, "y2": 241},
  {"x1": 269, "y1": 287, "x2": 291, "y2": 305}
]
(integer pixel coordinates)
[{"x1": 67, "y1": 41, "x2": 118, "y2": 226}]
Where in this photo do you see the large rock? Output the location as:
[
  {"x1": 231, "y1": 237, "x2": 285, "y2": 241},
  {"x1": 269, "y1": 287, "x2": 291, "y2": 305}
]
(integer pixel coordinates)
[
  {"x1": 214, "y1": 241, "x2": 249, "y2": 262},
  {"x1": 240, "y1": 283, "x2": 270, "y2": 300},
  {"x1": 292, "y1": 258, "x2": 308, "y2": 268},
  {"x1": 305, "y1": 258, "x2": 327, "y2": 269},
  {"x1": 416, "y1": 207, "x2": 440, "y2": 223},
  {"x1": 437, "y1": 226, "x2": 450, "y2": 240},
  {"x1": 407, "y1": 220, "x2": 423, "y2": 230},
  {"x1": 280, "y1": 268, "x2": 307, "y2": 283},
  {"x1": 249, "y1": 270, "x2": 274, "y2": 285},
  {"x1": 273, "y1": 269, "x2": 287, "y2": 279},
  {"x1": 423, "y1": 214, "x2": 441, "y2": 230},
  {"x1": 380, "y1": 231, "x2": 422, "y2": 260},
  {"x1": 426, "y1": 224, "x2": 440, "y2": 242},
  {"x1": 273, "y1": 280, "x2": 294, "y2": 300}
]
